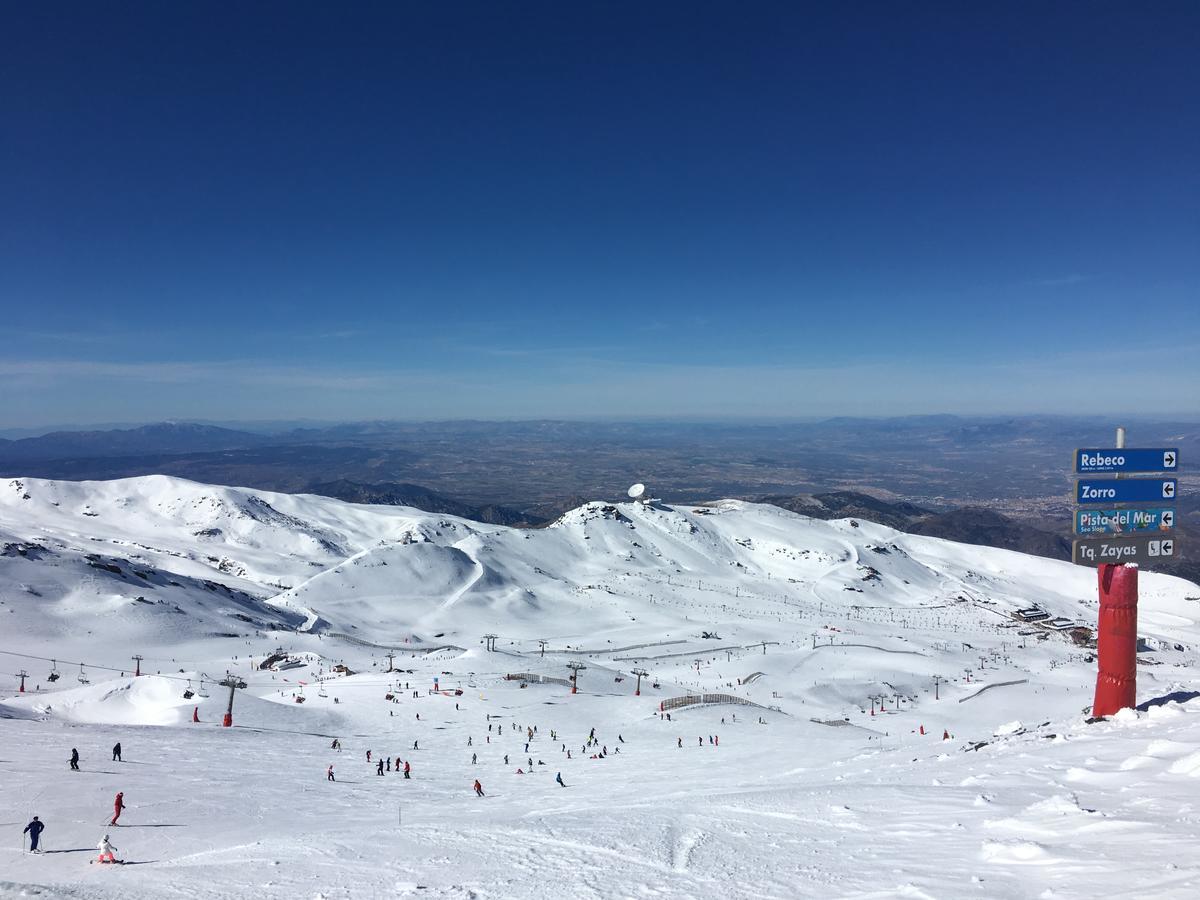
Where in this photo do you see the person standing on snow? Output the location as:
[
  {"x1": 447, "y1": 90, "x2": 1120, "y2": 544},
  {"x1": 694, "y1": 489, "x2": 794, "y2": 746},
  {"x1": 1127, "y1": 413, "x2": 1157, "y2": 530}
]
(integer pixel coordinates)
[
  {"x1": 327, "y1": 765, "x2": 336, "y2": 781},
  {"x1": 471, "y1": 753, "x2": 477, "y2": 765},
  {"x1": 556, "y1": 772, "x2": 566, "y2": 787},
  {"x1": 96, "y1": 834, "x2": 120, "y2": 864},
  {"x1": 366, "y1": 750, "x2": 372, "y2": 763},
  {"x1": 109, "y1": 792, "x2": 125, "y2": 826},
  {"x1": 376, "y1": 759, "x2": 385, "y2": 775},
  {"x1": 70, "y1": 748, "x2": 80, "y2": 770},
  {"x1": 112, "y1": 742, "x2": 122, "y2": 762},
  {"x1": 403, "y1": 760, "x2": 411, "y2": 779},
  {"x1": 23, "y1": 816, "x2": 45, "y2": 853},
  {"x1": 473, "y1": 779, "x2": 485, "y2": 797}
]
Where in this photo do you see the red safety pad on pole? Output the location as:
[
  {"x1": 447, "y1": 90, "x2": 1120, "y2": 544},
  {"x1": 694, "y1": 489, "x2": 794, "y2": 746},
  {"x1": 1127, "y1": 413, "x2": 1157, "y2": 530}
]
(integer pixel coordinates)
[{"x1": 1092, "y1": 563, "x2": 1138, "y2": 717}]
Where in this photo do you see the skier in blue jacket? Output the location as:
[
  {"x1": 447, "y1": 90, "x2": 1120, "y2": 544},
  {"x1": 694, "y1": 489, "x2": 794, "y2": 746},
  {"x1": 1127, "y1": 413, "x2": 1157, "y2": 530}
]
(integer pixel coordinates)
[{"x1": 24, "y1": 816, "x2": 45, "y2": 852}]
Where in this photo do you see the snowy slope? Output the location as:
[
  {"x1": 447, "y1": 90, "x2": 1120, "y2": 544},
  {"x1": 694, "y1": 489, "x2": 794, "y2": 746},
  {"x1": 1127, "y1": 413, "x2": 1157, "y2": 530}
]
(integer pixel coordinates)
[{"x1": 2, "y1": 475, "x2": 1200, "y2": 898}]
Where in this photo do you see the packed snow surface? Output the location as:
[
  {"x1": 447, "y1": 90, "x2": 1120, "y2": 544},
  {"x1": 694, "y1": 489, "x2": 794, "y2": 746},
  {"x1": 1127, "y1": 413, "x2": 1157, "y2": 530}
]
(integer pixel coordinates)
[{"x1": 2, "y1": 475, "x2": 1200, "y2": 898}]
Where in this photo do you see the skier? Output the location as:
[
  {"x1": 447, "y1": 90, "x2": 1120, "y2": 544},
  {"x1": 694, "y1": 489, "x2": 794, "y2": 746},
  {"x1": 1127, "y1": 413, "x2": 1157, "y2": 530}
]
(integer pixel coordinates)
[
  {"x1": 70, "y1": 748, "x2": 80, "y2": 770},
  {"x1": 677, "y1": 738, "x2": 682, "y2": 748},
  {"x1": 327, "y1": 765, "x2": 336, "y2": 781},
  {"x1": 473, "y1": 779, "x2": 484, "y2": 797},
  {"x1": 95, "y1": 834, "x2": 120, "y2": 864},
  {"x1": 468, "y1": 736, "x2": 472, "y2": 746},
  {"x1": 376, "y1": 759, "x2": 385, "y2": 775},
  {"x1": 23, "y1": 816, "x2": 44, "y2": 853},
  {"x1": 472, "y1": 753, "x2": 477, "y2": 765},
  {"x1": 112, "y1": 742, "x2": 122, "y2": 762},
  {"x1": 109, "y1": 792, "x2": 125, "y2": 826},
  {"x1": 556, "y1": 772, "x2": 565, "y2": 787},
  {"x1": 387, "y1": 757, "x2": 392, "y2": 771},
  {"x1": 413, "y1": 740, "x2": 418, "y2": 750},
  {"x1": 403, "y1": 760, "x2": 411, "y2": 779},
  {"x1": 504, "y1": 754, "x2": 509, "y2": 765},
  {"x1": 366, "y1": 750, "x2": 372, "y2": 763}
]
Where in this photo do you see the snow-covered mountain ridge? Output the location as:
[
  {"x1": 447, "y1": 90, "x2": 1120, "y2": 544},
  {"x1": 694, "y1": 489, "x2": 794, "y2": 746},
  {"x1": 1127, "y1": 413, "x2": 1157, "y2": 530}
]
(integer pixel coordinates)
[{"x1": 4, "y1": 474, "x2": 1200, "y2": 898}]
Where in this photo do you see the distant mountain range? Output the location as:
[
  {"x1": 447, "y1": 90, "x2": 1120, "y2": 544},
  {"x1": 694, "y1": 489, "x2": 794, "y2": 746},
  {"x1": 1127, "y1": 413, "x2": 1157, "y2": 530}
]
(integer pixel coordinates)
[{"x1": 0, "y1": 418, "x2": 1194, "y2": 585}]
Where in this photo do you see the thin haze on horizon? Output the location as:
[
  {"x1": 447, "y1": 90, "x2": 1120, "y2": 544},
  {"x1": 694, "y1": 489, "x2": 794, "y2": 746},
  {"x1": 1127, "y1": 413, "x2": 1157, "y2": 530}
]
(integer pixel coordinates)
[{"x1": 2, "y1": 3, "x2": 1198, "y2": 426}]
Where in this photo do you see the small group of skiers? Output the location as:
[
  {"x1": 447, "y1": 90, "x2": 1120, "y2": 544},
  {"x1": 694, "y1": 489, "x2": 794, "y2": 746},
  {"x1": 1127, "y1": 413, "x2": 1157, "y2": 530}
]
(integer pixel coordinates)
[
  {"x1": 23, "y1": 791, "x2": 126, "y2": 864},
  {"x1": 67, "y1": 742, "x2": 125, "y2": 771}
]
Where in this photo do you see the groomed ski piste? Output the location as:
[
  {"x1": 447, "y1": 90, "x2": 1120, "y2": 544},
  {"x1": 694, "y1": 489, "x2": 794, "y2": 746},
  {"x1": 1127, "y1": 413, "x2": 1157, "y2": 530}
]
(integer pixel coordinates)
[{"x1": 2, "y1": 475, "x2": 1200, "y2": 899}]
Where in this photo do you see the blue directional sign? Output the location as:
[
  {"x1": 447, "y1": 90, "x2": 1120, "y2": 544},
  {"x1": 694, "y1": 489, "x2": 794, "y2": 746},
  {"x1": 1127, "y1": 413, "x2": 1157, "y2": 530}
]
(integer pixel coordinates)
[
  {"x1": 1075, "y1": 507, "x2": 1176, "y2": 536},
  {"x1": 1076, "y1": 478, "x2": 1177, "y2": 504},
  {"x1": 1075, "y1": 448, "x2": 1178, "y2": 474}
]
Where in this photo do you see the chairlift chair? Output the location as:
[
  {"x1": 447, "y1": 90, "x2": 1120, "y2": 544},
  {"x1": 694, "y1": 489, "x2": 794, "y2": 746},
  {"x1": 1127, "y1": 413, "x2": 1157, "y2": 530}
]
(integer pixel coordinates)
[
  {"x1": 197, "y1": 677, "x2": 210, "y2": 699},
  {"x1": 183, "y1": 678, "x2": 195, "y2": 700},
  {"x1": 47, "y1": 659, "x2": 60, "y2": 682},
  {"x1": 318, "y1": 684, "x2": 328, "y2": 698},
  {"x1": 78, "y1": 663, "x2": 89, "y2": 684}
]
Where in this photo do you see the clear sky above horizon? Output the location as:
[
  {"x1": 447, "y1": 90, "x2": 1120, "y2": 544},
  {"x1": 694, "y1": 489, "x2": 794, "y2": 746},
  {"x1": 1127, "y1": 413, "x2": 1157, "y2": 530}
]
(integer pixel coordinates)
[{"x1": 2, "y1": 2, "x2": 1198, "y2": 427}]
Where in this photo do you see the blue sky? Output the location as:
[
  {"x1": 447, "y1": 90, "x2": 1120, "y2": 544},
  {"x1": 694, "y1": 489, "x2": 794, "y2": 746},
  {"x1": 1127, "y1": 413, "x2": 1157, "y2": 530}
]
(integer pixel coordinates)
[{"x1": 2, "y1": 2, "x2": 1198, "y2": 426}]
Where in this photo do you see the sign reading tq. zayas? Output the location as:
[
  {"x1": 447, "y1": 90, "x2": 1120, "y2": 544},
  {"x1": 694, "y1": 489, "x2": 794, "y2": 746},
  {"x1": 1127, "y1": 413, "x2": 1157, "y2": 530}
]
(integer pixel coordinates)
[
  {"x1": 1075, "y1": 448, "x2": 1178, "y2": 474},
  {"x1": 1075, "y1": 507, "x2": 1176, "y2": 536},
  {"x1": 1072, "y1": 535, "x2": 1177, "y2": 567}
]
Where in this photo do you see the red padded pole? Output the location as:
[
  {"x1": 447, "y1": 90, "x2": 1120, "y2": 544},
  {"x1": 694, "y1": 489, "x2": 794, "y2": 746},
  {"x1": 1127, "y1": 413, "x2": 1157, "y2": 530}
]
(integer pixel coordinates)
[{"x1": 1092, "y1": 563, "x2": 1138, "y2": 717}]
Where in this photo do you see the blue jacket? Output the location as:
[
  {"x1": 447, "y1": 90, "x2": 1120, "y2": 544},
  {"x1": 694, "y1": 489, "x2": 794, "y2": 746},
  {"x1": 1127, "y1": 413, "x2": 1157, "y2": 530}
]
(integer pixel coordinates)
[{"x1": 24, "y1": 820, "x2": 44, "y2": 837}]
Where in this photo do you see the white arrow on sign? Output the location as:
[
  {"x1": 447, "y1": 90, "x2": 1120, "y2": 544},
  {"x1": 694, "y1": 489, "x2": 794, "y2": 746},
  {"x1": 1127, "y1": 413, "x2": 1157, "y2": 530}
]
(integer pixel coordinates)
[
  {"x1": 1162, "y1": 540, "x2": 1175, "y2": 556},
  {"x1": 1163, "y1": 511, "x2": 1175, "y2": 528},
  {"x1": 1163, "y1": 482, "x2": 1175, "y2": 498}
]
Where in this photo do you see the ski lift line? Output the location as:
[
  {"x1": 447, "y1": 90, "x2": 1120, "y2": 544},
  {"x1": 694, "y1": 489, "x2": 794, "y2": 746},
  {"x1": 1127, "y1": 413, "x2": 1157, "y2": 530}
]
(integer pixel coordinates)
[{"x1": 0, "y1": 648, "x2": 284, "y2": 691}]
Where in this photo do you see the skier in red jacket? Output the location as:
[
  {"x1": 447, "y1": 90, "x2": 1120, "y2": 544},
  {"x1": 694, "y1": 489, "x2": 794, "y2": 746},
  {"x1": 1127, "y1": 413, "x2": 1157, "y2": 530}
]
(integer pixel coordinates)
[
  {"x1": 473, "y1": 779, "x2": 484, "y2": 797},
  {"x1": 109, "y1": 792, "x2": 125, "y2": 826}
]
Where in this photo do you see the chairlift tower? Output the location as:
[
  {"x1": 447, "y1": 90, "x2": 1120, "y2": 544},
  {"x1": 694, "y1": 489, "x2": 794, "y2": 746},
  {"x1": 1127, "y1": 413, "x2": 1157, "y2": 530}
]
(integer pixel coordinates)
[
  {"x1": 219, "y1": 672, "x2": 248, "y2": 727},
  {"x1": 631, "y1": 667, "x2": 648, "y2": 696},
  {"x1": 482, "y1": 634, "x2": 498, "y2": 652},
  {"x1": 18, "y1": 669, "x2": 28, "y2": 693},
  {"x1": 132, "y1": 655, "x2": 143, "y2": 677},
  {"x1": 566, "y1": 662, "x2": 586, "y2": 695},
  {"x1": 537, "y1": 639, "x2": 548, "y2": 657}
]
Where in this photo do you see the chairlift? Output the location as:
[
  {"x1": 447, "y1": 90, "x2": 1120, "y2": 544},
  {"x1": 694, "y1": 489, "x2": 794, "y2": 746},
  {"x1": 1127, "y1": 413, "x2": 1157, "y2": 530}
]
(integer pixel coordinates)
[
  {"x1": 77, "y1": 663, "x2": 90, "y2": 685},
  {"x1": 47, "y1": 659, "x2": 60, "y2": 682},
  {"x1": 197, "y1": 677, "x2": 210, "y2": 699},
  {"x1": 318, "y1": 684, "x2": 328, "y2": 698},
  {"x1": 183, "y1": 678, "x2": 195, "y2": 700}
]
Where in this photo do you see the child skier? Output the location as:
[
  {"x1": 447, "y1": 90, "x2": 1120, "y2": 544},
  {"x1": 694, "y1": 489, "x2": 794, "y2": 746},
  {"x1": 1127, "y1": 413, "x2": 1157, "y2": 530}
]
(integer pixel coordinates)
[{"x1": 96, "y1": 834, "x2": 120, "y2": 864}]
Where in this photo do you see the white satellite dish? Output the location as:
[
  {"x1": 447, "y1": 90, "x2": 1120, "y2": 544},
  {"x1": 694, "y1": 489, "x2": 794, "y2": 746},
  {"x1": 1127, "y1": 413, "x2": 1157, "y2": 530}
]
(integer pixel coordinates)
[{"x1": 627, "y1": 483, "x2": 647, "y2": 501}]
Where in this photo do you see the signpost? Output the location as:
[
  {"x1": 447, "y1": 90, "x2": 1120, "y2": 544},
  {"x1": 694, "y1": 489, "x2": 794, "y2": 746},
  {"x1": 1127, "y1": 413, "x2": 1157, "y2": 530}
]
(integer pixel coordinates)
[
  {"x1": 1072, "y1": 535, "x2": 1177, "y2": 567},
  {"x1": 1073, "y1": 427, "x2": 1182, "y2": 719},
  {"x1": 1074, "y1": 507, "x2": 1176, "y2": 536},
  {"x1": 1075, "y1": 448, "x2": 1178, "y2": 474},
  {"x1": 1075, "y1": 478, "x2": 1176, "y2": 504}
]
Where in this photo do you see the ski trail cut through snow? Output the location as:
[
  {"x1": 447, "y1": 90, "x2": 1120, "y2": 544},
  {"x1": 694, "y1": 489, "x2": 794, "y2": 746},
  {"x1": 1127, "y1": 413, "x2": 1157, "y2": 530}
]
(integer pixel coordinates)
[{"x1": 437, "y1": 552, "x2": 485, "y2": 613}]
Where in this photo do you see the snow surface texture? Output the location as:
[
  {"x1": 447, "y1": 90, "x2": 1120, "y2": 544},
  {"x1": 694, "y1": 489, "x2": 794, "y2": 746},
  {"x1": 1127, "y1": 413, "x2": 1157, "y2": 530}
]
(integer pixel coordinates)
[{"x1": 2, "y1": 475, "x2": 1200, "y2": 898}]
